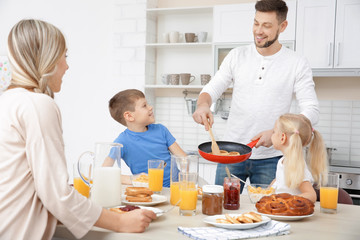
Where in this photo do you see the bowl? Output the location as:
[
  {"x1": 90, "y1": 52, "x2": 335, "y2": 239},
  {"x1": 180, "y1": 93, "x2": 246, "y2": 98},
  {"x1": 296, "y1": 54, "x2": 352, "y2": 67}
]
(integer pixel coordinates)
[
  {"x1": 247, "y1": 184, "x2": 275, "y2": 204},
  {"x1": 131, "y1": 173, "x2": 149, "y2": 188}
]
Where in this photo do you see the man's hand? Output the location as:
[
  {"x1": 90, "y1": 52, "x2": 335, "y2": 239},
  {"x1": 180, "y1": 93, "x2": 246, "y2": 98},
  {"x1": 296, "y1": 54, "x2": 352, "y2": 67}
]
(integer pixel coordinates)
[
  {"x1": 192, "y1": 103, "x2": 213, "y2": 131},
  {"x1": 251, "y1": 129, "x2": 274, "y2": 148},
  {"x1": 192, "y1": 93, "x2": 214, "y2": 131}
]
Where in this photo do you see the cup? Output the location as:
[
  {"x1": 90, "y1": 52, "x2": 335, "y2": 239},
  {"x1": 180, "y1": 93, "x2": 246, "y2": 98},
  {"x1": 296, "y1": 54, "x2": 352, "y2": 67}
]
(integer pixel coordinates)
[
  {"x1": 320, "y1": 173, "x2": 339, "y2": 214},
  {"x1": 185, "y1": 33, "x2": 197, "y2": 43},
  {"x1": 169, "y1": 31, "x2": 180, "y2": 43},
  {"x1": 200, "y1": 74, "x2": 211, "y2": 85},
  {"x1": 168, "y1": 74, "x2": 180, "y2": 85},
  {"x1": 78, "y1": 142, "x2": 122, "y2": 207},
  {"x1": 73, "y1": 162, "x2": 92, "y2": 198},
  {"x1": 162, "y1": 32, "x2": 169, "y2": 43},
  {"x1": 170, "y1": 155, "x2": 199, "y2": 205},
  {"x1": 185, "y1": 98, "x2": 197, "y2": 115},
  {"x1": 148, "y1": 159, "x2": 165, "y2": 193},
  {"x1": 197, "y1": 32, "x2": 208, "y2": 42},
  {"x1": 180, "y1": 73, "x2": 195, "y2": 85},
  {"x1": 179, "y1": 172, "x2": 198, "y2": 216},
  {"x1": 161, "y1": 74, "x2": 170, "y2": 85},
  {"x1": 223, "y1": 177, "x2": 240, "y2": 210}
]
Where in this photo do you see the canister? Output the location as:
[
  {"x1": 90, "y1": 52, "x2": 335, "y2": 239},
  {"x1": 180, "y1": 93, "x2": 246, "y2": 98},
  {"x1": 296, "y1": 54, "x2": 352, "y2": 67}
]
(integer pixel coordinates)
[{"x1": 202, "y1": 185, "x2": 223, "y2": 215}]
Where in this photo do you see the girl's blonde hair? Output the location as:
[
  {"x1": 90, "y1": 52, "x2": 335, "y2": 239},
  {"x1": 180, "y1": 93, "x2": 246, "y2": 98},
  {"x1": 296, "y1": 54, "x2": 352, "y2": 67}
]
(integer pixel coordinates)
[
  {"x1": 7, "y1": 19, "x2": 66, "y2": 98},
  {"x1": 277, "y1": 113, "x2": 328, "y2": 189}
]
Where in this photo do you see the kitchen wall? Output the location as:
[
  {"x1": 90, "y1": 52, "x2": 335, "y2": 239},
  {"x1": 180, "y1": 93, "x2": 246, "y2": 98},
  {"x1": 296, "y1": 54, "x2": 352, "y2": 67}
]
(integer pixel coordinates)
[{"x1": 0, "y1": 0, "x2": 149, "y2": 175}]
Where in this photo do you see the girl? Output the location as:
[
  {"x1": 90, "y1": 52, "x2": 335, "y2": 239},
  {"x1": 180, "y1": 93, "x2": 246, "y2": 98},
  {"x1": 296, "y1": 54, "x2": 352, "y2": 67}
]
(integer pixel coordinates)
[{"x1": 270, "y1": 113, "x2": 328, "y2": 203}]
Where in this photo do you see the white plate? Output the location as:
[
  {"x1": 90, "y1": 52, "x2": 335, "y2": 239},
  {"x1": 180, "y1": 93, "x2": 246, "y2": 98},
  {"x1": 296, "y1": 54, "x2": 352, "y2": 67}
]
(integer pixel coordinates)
[
  {"x1": 256, "y1": 212, "x2": 314, "y2": 221},
  {"x1": 122, "y1": 194, "x2": 167, "y2": 206},
  {"x1": 203, "y1": 214, "x2": 271, "y2": 230},
  {"x1": 111, "y1": 205, "x2": 164, "y2": 216}
]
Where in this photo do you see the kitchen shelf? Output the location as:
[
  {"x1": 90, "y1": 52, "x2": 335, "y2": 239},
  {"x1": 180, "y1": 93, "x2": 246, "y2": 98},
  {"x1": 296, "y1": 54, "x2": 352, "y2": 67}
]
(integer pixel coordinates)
[
  {"x1": 147, "y1": 6, "x2": 213, "y2": 15},
  {"x1": 146, "y1": 42, "x2": 212, "y2": 48}
]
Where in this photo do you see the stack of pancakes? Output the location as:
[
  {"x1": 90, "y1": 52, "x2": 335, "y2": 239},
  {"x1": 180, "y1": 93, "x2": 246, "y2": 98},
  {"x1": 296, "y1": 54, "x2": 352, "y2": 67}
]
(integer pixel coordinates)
[{"x1": 125, "y1": 187, "x2": 153, "y2": 202}]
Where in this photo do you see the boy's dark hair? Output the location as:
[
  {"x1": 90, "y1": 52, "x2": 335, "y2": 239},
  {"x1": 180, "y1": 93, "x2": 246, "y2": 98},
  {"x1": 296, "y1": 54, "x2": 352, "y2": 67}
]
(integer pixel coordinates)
[
  {"x1": 109, "y1": 89, "x2": 145, "y2": 126},
  {"x1": 255, "y1": 0, "x2": 288, "y2": 23}
]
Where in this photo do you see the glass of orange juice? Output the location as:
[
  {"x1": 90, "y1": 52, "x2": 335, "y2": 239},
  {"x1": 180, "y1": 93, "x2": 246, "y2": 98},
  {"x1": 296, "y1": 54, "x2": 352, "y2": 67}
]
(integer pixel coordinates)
[
  {"x1": 170, "y1": 155, "x2": 199, "y2": 205},
  {"x1": 320, "y1": 173, "x2": 339, "y2": 214},
  {"x1": 148, "y1": 160, "x2": 164, "y2": 194},
  {"x1": 179, "y1": 172, "x2": 198, "y2": 216}
]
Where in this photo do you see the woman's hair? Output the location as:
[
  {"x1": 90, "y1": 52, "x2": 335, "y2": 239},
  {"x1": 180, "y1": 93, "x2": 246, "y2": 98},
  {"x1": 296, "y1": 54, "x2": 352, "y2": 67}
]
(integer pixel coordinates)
[
  {"x1": 7, "y1": 19, "x2": 66, "y2": 98},
  {"x1": 277, "y1": 113, "x2": 328, "y2": 189},
  {"x1": 109, "y1": 89, "x2": 145, "y2": 126},
  {"x1": 255, "y1": 0, "x2": 288, "y2": 23}
]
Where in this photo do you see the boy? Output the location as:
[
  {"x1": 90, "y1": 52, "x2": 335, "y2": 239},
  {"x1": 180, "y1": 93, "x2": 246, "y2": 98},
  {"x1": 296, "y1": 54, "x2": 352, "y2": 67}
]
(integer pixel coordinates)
[{"x1": 108, "y1": 89, "x2": 186, "y2": 187}]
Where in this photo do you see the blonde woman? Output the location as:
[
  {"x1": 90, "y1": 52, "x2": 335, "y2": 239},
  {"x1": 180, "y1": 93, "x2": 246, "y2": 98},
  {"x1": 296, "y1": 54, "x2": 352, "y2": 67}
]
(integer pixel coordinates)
[
  {"x1": 0, "y1": 19, "x2": 155, "y2": 239},
  {"x1": 270, "y1": 113, "x2": 328, "y2": 203}
]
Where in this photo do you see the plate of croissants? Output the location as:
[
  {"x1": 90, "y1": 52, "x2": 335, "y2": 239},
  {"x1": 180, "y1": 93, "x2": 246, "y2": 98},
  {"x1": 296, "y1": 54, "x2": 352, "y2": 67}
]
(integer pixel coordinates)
[
  {"x1": 203, "y1": 212, "x2": 271, "y2": 230},
  {"x1": 122, "y1": 187, "x2": 167, "y2": 206},
  {"x1": 255, "y1": 193, "x2": 315, "y2": 221}
]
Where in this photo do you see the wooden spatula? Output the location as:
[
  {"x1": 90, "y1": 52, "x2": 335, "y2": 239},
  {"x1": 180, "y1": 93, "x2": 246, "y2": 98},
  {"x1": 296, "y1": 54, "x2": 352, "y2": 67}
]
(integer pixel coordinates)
[{"x1": 208, "y1": 123, "x2": 221, "y2": 155}]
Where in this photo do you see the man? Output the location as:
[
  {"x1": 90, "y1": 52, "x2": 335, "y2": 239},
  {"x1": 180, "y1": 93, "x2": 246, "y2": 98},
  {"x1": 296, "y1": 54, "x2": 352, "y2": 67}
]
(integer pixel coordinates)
[{"x1": 193, "y1": 0, "x2": 319, "y2": 192}]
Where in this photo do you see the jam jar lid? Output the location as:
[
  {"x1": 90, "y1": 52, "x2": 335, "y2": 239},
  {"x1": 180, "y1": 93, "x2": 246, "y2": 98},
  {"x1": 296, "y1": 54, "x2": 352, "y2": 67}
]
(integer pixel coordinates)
[{"x1": 202, "y1": 185, "x2": 224, "y2": 194}]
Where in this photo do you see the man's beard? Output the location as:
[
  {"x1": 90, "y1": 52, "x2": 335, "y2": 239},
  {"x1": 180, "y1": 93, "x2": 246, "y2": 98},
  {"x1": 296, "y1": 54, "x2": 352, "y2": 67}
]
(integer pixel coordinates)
[{"x1": 255, "y1": 30, "x2": 279, "y2": 48}]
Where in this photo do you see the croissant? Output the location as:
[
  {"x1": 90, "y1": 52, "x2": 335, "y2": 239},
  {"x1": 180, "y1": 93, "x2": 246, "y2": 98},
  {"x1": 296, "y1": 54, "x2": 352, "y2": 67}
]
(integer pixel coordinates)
[{"x1": 255, "y1": 193, "x2": 314, "y2": 216}]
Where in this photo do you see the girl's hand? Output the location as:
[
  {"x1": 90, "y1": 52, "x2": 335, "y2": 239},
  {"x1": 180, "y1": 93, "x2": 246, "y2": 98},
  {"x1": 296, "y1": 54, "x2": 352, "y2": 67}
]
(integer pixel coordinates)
[{"x1": 298, "y1": 181, "x2": 317, "y2": 203}]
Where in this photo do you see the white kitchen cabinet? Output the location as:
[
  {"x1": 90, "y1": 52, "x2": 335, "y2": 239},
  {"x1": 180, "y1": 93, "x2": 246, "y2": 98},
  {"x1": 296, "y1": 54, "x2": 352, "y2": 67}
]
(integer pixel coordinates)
[
  {"x1": 213, "y1": 0, "x2": 296, "y2": 44},
  {"x1": 296, "y1": 0, "x2": 360, "y2": 72}
]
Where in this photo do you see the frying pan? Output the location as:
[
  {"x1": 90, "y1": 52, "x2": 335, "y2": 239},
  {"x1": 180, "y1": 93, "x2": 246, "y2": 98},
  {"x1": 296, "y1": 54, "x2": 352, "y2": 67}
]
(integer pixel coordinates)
[{"x1": 198, "y1": 139, "x2": 259, "y2": 164}]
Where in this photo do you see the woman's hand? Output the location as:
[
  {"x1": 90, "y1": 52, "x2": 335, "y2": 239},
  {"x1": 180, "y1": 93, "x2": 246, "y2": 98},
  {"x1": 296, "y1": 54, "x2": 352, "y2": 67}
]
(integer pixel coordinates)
[
  {"x1": 117, "y1": 209, "x2": 157, "y2": 233},
  {"x1": 252, "y1": 129, "x2": 274, "y2": 148},
  {"x1": 95, "y1": 208, "x2": 156, "y2": 233}
]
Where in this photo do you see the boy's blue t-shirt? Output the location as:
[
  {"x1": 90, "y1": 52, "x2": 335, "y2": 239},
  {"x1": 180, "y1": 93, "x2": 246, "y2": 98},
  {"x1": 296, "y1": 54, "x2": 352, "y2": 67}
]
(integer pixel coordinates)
[{"x1": 112, "y1": 123, "x2": 176, "y2": 187}]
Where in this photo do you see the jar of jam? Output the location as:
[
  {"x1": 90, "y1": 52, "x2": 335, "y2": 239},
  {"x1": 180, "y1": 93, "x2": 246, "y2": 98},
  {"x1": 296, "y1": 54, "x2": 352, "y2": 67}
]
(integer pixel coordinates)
[
  {"x1": 223, "y1": 177, "x2": 240, "y2": 210},
  {"x1": 202, "y1": 185, "x2": 223, "y2": 215}
]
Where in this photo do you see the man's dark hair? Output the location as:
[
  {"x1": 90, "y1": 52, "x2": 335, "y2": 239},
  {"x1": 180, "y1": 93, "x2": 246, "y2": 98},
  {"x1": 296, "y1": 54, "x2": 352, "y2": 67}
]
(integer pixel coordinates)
[{"x1": 255, "y1": 0, "x2": 288, "y2": 23}]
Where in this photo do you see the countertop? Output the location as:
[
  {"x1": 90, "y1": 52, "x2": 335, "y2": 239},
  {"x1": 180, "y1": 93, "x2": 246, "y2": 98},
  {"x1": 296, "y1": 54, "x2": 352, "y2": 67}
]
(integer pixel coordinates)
[{"x1": 54, "y1": 188, "x2": 360, "y2": 240}]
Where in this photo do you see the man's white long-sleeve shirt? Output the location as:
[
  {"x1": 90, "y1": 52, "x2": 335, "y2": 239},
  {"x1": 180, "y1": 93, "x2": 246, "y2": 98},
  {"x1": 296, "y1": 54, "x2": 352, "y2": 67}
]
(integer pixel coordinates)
[{"x1": 202, "y1": 44, "x2": 319, "y2": 159}]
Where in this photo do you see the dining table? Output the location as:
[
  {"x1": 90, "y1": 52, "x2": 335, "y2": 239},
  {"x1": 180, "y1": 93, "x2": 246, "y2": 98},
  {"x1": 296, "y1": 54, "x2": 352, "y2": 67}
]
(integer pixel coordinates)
[{"x1": 54, "y1": 187, "x2": 360, "y2": 240}]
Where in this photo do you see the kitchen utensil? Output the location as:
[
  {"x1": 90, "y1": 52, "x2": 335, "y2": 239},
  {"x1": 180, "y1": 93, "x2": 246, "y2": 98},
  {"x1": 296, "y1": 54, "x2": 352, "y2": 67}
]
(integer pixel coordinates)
[
  {"x1": 180, "y1": 73, "x2": 195, "y2": 85},
  {"x1": 185, "y1": 33, "x2": 197, "y2": 42},
  {"x1": 169, "y1": 31, "x2": 180, "y2": 43},
  {"x1": 230, "y1": 174, "x2": 247, "y2": 186},
  {"x1": 225, "y1": 166, "x2": 231, "y2": 179},
  {"x1": 198, "y1": 139, "x2": 259, "y2": 164},
  {"x1": 208, "y1": 124, "x2": 220, "y2": 155},
  {"x1": 200, "y1": 74, "x2": 211, "y2": 85},
  {"x1": 185, "y1": 98, "x2": 197, "y2": 115},
  {"x1": 156, "y1": 199, "x2": 181, "y2": 216},
  {"x1": 197, "y1": 32, "x2": 208, "y2": 42},
  {"x1": 78, "y1": 142, "x2": 122, "y2": 207}
]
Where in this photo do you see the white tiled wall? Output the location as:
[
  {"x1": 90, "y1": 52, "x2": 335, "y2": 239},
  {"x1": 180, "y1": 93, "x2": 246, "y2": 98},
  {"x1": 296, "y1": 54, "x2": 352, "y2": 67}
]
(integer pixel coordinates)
[{"x1": 156, "y1": 97, "x2": 360, "y2": 170}]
